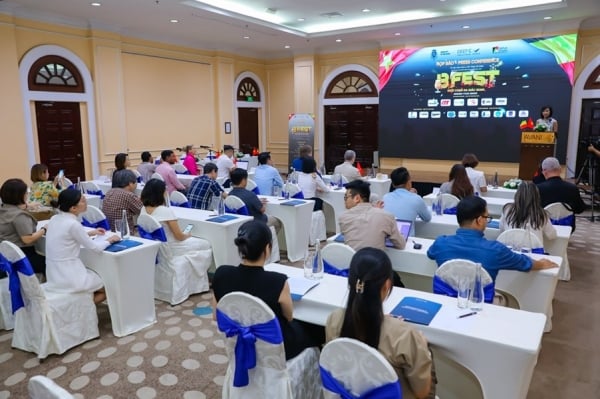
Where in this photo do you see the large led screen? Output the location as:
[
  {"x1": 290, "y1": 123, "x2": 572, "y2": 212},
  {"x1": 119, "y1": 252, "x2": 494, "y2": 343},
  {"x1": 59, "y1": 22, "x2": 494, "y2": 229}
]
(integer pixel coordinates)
[{"x1": 378, "y1": 34, "x2": 576, "y2": 162}]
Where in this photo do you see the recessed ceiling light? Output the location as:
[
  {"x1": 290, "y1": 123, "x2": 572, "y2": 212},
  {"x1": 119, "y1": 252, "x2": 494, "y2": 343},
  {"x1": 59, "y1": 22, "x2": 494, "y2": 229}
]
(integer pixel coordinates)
[
  {"x1": 362, "y1": 9, "x2": 371, "y2": 13},
  {"x1": 90, "y1": 2, "x2": 101, "y2": 6},
  {"x1": 297, "y1": 18, "x2": 305, "y2": 22},
  {"x1": 544, "y1": 16, "x2": 552, "y2": 20},
  {"x1": 335, "y1": 39, "x2": 342, "y2": 42},
  {"x1": 462, "y1": 25, "x2": 471, "y2": 29},
  {"x1": 394, "y1": 32, "x2": 401, "y2": 36},
  {"x1": 170, "y1": 19, "x2": 179, "y2": 23},
  {"x1": 243, "y1": 36, "x2": 250, "y2": 39},
  {"x1": 284, "y1": 45, "x2": 291, "y2": 49}
]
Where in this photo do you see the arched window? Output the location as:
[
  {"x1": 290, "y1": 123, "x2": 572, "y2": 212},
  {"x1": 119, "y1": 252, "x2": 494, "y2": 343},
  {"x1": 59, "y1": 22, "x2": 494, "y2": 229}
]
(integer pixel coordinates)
[
  {"x1": 325, "y1": 71, "x2": 377, "y2": 98},
  {"x1": 584, "y1": 64, "x2": 600, "y2": 90},
  {"x1": 237, "y1": 77, "x2": 260, "y2": 102},
  {"x1": 28, "y1": 55, "x2": 84, "y2": 93}
]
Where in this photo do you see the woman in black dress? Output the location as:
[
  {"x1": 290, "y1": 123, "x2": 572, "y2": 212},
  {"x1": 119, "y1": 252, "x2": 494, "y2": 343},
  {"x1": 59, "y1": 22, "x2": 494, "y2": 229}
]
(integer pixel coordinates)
[{"x1": 211, "y1": 220, "x2": 321, "y2": 359}]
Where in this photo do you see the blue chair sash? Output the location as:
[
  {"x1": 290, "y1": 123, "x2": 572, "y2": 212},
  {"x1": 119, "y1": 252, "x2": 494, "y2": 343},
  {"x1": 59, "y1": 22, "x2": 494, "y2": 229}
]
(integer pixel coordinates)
[
  {"x1": 137, "y1": 225, "x2": 167, "y2": 242},
  {"x1": 216, "y1": 309, "x2": 283, "y2": 387},
  {"x1": 292, "y1": 191, "x2": 304, "y2": 199},
  {"x1": 81, "y1": 217, "x2": 110, "y2": 230},
  {"x1": 531, "y1": 247, "x2": 545, "y2": 254},
  {"x1": 175, "y1": 170, "x2": 190, "y2": 175},
  {"x1": 225, "y1": 205, "x2": 249, "y2": 216},
  {"x1": 320, "y1": 366, "x2": 402, "y2": 399},
  {"x1": 443, "y1": 206, "x2": 457, "y2": 215},
  {"x1": 0, "y1": 253, "x2": 34, "y2": 313},
  {"x1": 251, "y1": 187, "x2": 260, "y2": 195},
  {"x1": 322, "y1": 258, "x2": 349, "y2": 277},
  {"x1": 170, "y1": 200, "x2": 191, "y2": 208},
  {"x1": 85, "y1": 189, "x2": 105, "y2": 199},
  {"x1": 432, "y1": 275, "x2": 495, "y2": 303},
  {"x1": 136, "y1": 176, "x2": 143, "y2": 183},
  {"x1": 550, "y1": 215, "x2": 574, "y2": 227}
]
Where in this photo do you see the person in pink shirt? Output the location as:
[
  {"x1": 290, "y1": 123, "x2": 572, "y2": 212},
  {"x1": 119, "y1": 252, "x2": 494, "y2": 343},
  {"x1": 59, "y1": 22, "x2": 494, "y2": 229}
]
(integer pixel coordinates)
[
  {"x1": 182, "y1": 145, "x2": 199, "y2": 175},
  {"x1": 156, "y1": 150, "x2": 187, "y2": 194}
]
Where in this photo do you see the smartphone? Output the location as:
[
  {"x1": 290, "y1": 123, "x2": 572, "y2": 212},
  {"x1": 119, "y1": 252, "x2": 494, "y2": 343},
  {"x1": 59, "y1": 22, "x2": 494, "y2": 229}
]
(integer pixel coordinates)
[
  {"x1": 182, "y1": 224, "x2": 194, "y2": 234},
  {"x1": 58, "y1": 169, "x2": 64, "y2": 178}
]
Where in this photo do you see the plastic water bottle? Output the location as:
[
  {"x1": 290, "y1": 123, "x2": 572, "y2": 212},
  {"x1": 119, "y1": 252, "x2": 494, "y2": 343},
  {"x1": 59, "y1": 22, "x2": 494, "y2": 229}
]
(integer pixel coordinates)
[
  {"x1": 434, "y1": 193, "x2": 443, "y2": 215},
  {"x1": 217, "y1": 197, "x2": 225, "y2": 216},
  {"x1": 493, "y1": 171, "x2": 499, "y2": 189},
  {"x1": 469, "y1": 263, "x2": 484, "y2": 311},
  {"x1": 312, "y1": 239, "x2": 324, "y2": 280},
  {"x1": 121, "y1": 209, "x2": 130, "y2": 239},
  {"x1": 77, "y1": 177, "x2": 82, "y2": 193}
]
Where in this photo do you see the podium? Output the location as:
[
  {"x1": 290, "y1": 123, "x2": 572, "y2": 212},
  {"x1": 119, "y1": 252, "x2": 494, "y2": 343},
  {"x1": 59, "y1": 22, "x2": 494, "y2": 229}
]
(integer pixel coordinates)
[{"x1": 518, "y1": 132, "x2": 556, "y2": 180}]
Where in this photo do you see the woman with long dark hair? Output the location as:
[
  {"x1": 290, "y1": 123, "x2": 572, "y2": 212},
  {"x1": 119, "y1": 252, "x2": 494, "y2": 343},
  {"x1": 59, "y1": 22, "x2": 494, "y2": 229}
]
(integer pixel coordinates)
[
  {"x1": 439, "y1": 164, "x2": 474, "y2": 199},
  {"x1": 326, "y1": 247, "x2": 434, "y2": 399},
  {"x1": 500, "y1": 181, "x2": 557, "y2": 246}
]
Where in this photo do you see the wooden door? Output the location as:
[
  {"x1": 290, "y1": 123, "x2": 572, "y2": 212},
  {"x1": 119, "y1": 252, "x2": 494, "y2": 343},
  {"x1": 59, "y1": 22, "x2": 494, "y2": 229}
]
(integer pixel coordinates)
[
  {"x1": 238, "y1": 108, "x2": 259, "y2": 154},
  {"x1": 35, "y1": 101, "x2": 85, "y2": 180},
  {"x1": 324, "y1": 104, "x2": 378, "y2": 173}
]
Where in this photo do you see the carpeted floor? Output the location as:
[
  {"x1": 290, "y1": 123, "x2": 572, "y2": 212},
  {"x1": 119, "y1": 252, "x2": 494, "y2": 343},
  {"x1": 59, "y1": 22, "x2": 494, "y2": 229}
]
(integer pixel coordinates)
[{"x1": 1, "y1": 215, "x2": 599, "y2": 398}]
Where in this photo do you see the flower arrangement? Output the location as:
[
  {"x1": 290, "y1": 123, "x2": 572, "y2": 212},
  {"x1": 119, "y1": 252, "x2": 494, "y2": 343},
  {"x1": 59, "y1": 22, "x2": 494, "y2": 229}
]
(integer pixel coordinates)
[
  {"x1": 534, "y1": 124, "x2": 548, "y2": 132},
  {"x1": 503, "y1": 178, "x2": 522, "y2": 189}
]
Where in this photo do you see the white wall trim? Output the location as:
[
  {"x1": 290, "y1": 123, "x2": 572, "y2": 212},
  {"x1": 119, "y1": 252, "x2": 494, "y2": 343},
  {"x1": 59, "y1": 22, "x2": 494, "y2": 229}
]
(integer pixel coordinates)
[
  {"x1": 19, "y1": 45, "x2": 99, "y2": 178},
  {"x1": 233, "y1": 71, "x2": 266, "y2": 151},
  {"x1": 318, "y1": 64, "x2": 379, "y2": 166},
  {"x1": 566, "y1": 55, "x2": 600, "y2": 178}
]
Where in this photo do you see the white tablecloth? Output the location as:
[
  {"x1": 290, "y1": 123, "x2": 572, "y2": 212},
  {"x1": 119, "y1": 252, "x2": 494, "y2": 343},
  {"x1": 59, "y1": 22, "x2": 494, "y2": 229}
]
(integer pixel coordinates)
[
  {"x1": 317, "y1": 188, "x2": 346, "y2": 233},
  {"x1": 423, "y1": 193, "x2": 513, "y2": 216},
  {"x1": 90, "y1": 179, "x2": 144, "y2": 196},
  {"x1": 483, "y1": 186, "x2": 517, "y2": 199}
]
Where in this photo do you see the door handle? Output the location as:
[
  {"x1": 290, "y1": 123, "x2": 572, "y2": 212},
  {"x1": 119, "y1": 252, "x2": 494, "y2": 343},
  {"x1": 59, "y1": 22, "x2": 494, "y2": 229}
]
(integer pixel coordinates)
[{"x1": 76, "y1": 153, "x2": 82, "y2": 158}]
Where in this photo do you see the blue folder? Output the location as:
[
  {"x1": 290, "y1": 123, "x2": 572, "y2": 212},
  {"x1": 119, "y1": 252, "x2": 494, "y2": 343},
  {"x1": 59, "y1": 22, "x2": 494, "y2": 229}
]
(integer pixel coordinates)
[
  {"x1": 206, "y1": 215, "x2": 238, "y2": 223},
  {"x1": 104, "y1": 239, "x2": 143, "y2": 253},
  {"x1": 391, "y1": 296, "x2": 442, "y2": 326},
  {"x1": 280, "y1": 200, "x2": 306, "y2": 206}
]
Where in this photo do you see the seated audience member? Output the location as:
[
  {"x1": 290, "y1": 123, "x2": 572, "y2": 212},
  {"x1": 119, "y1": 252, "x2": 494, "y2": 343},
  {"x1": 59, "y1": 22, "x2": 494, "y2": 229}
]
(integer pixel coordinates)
[
  {"x1": 383, "y1": 167, "x2": 431, "y2": 236},
  {"x1": 427, "y1": 196, "x2": 557, "y2": 282},
  {"x1": 500, "y1": 181, "x2": 556, "y2": 246},
  {"x1": 340, "y1": 180, "x2": 405, "y2": 251},
  {"x1": 297, "y1": 157, "x2": 329, "y2": 211},
  {"x1": 140, "y1": 179, "x2": 212, "y2": 261},
  {"x1": 229, "y1": 169, "x2": 281, "y2": 233},
  {"x1": 0, "y1": 179, "x2": 47, "y2": 276},
  {"x1": 45, "y1": 189, "x2": 121, "y2": 303},
  {"x1": 326, "y1": 248, "x2": 435, "y2": 399},
  {"x1": 253, "y1": 151, "x2": 284, "y2": 196},
  {"x1": 291, "y1": 145, "x2": 312, "y2": 172},
  {"x1": 156, "y1": 150, "x2": 186, "y2": 194},
  {"x1": 114, "y1": 153, "x2": 130, "y2": 171},
  {"x1": 188, "y1": 162, "x2": 226, "y2": 210},
  {"x1": 137, "y1": 151, "x2": 156, "y2": 183},
  {"x1": 461, "y1": 153, "x2": 487, "y2": 195},
  {"x1": 333, "y1": 150, "x2": 362, "y2": 182},
  {"x1": 439, "y1": 164, "x2": 474, "y2": 199},
  {"x1": 212, "y1": 221, "x2": 322, "y2": 360},
  {"x1": 101, "y1": 170, "x2": 143, "y2": 233},
  {"x1": 536, "y1": 156, "x2": 585, "y2": 231},
  {"x1": 29, "y1": 163, "x2": 63, "y2": 207},
  {"x1": 216, "y1": 145, "x2": 236, "y2": 184},
  {"x1": 182, "y1": 145, "x2": 199, "y2": 176}
]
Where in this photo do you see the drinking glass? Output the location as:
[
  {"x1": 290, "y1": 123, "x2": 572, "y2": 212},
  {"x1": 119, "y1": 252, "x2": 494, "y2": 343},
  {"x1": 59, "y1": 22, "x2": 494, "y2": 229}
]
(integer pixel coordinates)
[
  {"x1": 114, "y1": 220, "x2": 122, "y2": 235},
  {"x1": 303, "y1": 252, "x2": 314, "y2": 279},
  {"x1": 273, "y1": 186, "x2": 282, "y2": 198},
  {"x1": 457, "y1": 277, "x2": 470, "y2": 309}
]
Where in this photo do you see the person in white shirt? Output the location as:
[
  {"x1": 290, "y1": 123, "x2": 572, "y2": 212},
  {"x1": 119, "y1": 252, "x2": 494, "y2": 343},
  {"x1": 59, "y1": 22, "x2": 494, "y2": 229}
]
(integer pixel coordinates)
[
  {"x1": 297, "y1": 157, "x2": 329, "y2": 211},
  {"x1": 333, "y1": 150, "x2": 362, "y2": 182},
  {"x1": 461, "y1": 153, "x2": 487, "y2": 195},
  {"x1": 216, "y1": 145, "x2": 236, "y2": 184}
]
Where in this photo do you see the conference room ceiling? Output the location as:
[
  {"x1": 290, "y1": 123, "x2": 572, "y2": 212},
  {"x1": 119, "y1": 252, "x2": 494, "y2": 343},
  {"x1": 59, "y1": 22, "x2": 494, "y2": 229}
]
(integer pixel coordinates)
[{"x1": 1, "y1": 0, "x2": 599, "y2": 58}]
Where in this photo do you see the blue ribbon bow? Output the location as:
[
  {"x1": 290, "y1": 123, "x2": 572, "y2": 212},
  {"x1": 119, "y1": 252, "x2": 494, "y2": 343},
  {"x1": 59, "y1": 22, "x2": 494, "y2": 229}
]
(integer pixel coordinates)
[
  {"x1": 216, "y1": 308, "x2": 283, "y2": 387},
  {"x1": 175, "y1": 170, "x2": 190, "y2": 175},
  {"x1": 320, "y1": 366, "x2": 402, "y2": 399},
  {"x1": 251, "y1": 187, "x2": 260, "y2": 195},
  {"x1": 85, "y1": 189, "x2": 105, "y2": 199},
  {"x1": 443, "y1": 206, "x2": 457, "y2": 215},
  {"x1": 137, "y1": 225, "x2": 167, "y2": 242},
  {"x1": 137, "y1": 176, "x2": 143, "y2": 183},
  {"x1": 433, "y1": 275, "x2": 495, "y2": 303},
  {"x1": 323, "y1": 258, "x2": 349, "y2": 277},
  {"x1": 81, "y1": 217, "x2": 110, "y2": 230},
  {"x1": 225, "y1": 205, "x2": 249, "y2": 216},
  {"x1": 292, "y1": 191, "x2": 304, "y2": 199},
  {"x1": 0, "y1": 253, "x2": 34, "y2": 313},
  {"x1": 170, "y1": 201, "x2": 191, "y2": 208},
  {"x1": 550, "y1": 215, "x2": 574, "y2": 227}
]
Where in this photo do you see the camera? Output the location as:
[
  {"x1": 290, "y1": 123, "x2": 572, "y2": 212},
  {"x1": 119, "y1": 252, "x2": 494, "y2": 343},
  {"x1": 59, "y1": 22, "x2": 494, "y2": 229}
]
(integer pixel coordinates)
[{"x1": 579, "y1": 136, "x2": 600, "y2": 150}]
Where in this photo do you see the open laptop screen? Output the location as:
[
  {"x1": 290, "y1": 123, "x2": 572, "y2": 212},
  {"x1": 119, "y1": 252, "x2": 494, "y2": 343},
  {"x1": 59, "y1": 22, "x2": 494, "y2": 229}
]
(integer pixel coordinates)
[
  {"x1": 395, "y1": 219, "x2": 412, "y2": 241},
  {"x1": 236, "y1": 160, "x2": 249, "y2": 170}
]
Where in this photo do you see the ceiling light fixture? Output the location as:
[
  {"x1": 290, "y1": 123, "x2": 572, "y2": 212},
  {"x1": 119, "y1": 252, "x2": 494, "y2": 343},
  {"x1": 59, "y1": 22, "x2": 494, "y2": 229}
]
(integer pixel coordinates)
[
  {"x1": 90, "y1": 2, "x2": 101, "y2": 6},
  {"x1": 170, "y1": 19, "x2": 179, "y2": 23},
  {"x1": 394, "y1": 32, "x2": 401, "y2": 36},
  {"x1": 362, "y1": 9, "x2": 371, "y2": 13},
  {"x1": 543, "y1": 16, "x2": 553, "y2": 20},
  {"x1": 297, "y1": 18, "x2": 305, "y2": 21},
  {"x1": 284, "y1": 45, "x2": 290, "y2": 49},
  {"x1": 462, "y1": 25, "x2": 470, "y2": 29},
  {"x1": 335, "y1": 39, "x2": 342, "y2": 42},
  {"x1": 243, "y1": 36, "x2": 250, "y2": 39}
]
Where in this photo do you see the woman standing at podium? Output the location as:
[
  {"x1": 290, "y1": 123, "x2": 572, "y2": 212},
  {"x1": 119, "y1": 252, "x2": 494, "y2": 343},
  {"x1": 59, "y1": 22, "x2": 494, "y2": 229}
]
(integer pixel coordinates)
[{"x1": 536, "y1": 106, "x2": 558, "y2": 132}]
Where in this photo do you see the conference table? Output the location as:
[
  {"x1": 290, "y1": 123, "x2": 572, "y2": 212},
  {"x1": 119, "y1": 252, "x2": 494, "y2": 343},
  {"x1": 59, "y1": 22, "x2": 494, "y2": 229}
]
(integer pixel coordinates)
[
  {"x1": 170, "y1": 207, "x2": 253, "y2": 267},
  {"x1": 423, "y1": 193, "x2": 513, "y2": 216},
  {"x1": 322, "y1": 175, "x2": 392, "y2": 200},
  {"x1": 90, "y1": 179, "x2": 144, "y2": 196},
  {"x1": 317, "y1": 188, "x2": 346, "y2": 233},
  {"x1": 259, "y1": 196, "x2": 313, "y2": 262},
  {"x1": 265, "y1": 263, "x2": 546, "y2": 399},
  {"x1": 482, "y1": 186, "x2": 517, "y2": 200}
]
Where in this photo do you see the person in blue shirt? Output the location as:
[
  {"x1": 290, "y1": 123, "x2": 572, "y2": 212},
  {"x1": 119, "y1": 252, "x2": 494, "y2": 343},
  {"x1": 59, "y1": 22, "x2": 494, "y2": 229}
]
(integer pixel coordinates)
[
  {"x1": 187, "y1": 163, "x2": 226, "y2": 210},
  {"x1": 291, "y1": 145, "x2": 312, "y2": 172},
  {"x1": 383, "y1": 167, "x2": 432, "y2": 236},
  {"x1": 253, "y1": 152, "x2": 284, "y2": 196},
  {"x1": 427, "y1": 196, "x2": 557, "y2": 282}
]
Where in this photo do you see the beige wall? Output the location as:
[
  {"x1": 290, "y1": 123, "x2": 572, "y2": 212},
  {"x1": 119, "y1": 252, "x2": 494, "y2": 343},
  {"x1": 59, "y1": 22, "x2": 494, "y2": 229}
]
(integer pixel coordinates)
[{"x1": 0, "y1": 14, "x2": 599, "y2": 185}]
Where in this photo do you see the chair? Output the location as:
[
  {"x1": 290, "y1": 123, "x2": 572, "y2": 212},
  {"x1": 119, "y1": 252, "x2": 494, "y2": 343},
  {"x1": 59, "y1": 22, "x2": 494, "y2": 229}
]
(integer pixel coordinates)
[
  {"x1": 170, "y1": 191, "x2": 191, "y2": 208},
  {"x1": 544, "y1": 202, "x2": 573, "y2": 281},
  {"x1": 496, "y1": 228, "x2": 543, "y2": 251},
  {"x1": 369, "y1": 193, "x2": 380, "y2": 204},
  {"x1": 216, "y1": 292, "x2": 321, "y2": 399},
  {"x1": 246, "y1": 179, "x2": 260, "y2": 194},
  {"x1": 132, "y1": 169, "x2": 143, "y2": 183},
  {"x1": 285, "y1": 184, "x2": 325, "y2": 242},
  {"x1": 1, "y1": 241, "x2": 99, "y2": 359},
  {"x1": 80, "y1": 181, "x2": 105, "y2": 199},
  {"x1": 319, "y1": 337, "x2": 401, "y2": 399},
  {"x1": 137, "y1": 214, "x2": 211, "y2": 305},
  {"x1": 224, "y1": 195, "x2": 249, "y2": 216},
  {"x1": 28, "y1": 375, "x2": 75, "y2": 399},
  {"x1": 434, "y1": 259, "x2": 495, "y2": 303},
  {"x1": 0, "y1": 274, "x2": 15, "y2": 330},
  {"x1": 440, "y1": 193, "x2": 460, "y2": 214},
  {"x1": 151, "y1": 172, "x2": 164, "y2": 181},
  {"x1": 321, "y1": 243, "x2": 355, "y2": 277},
  {"x1": 284, "y1": 183, "x2": 304, "y2": 199},
  {"x1": 173, "y1": 163, "x2": 189, "y2": 175},
  {"x1": 79, "y1": 205, "x2": 110, "y2": 230}
]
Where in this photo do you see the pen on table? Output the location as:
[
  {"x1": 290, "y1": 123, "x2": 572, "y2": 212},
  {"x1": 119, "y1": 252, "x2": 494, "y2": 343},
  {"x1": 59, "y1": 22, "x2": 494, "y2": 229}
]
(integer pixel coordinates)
[{"x1": 457, "y1": 311, "x2": 477, "y2": 319}]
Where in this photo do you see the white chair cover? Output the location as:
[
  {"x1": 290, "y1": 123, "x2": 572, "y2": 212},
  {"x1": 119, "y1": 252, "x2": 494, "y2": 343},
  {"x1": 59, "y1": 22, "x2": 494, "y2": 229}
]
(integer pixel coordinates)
[
  {"x1": 172, "y1": 163, "x2": 189, "y2": 174},
  {"x1": 79, "y1": 205, "x2": 110, "y2": 230},
  {"x1": 151, "y1": 172, "x2": 164, "y2": 181},
  {"x1": 284, "y1": 183, "x2": 303, "y2": 198},
  {"x1": 1, "y1": 241, "x2": 99, "y2": 359},
  {"x1": 544, "y1": 202, "x2": 572, "y2": 281},
  {"x1": 80, "y1": 181, "x2": 103, "y2": 196},
  {"x1": 28, "y1": 375, "x2": 75, "y2": 399},
  {"x1": 0, "y1": 277, "x2": 14, "y2": 330},
  {"x1": 268, "y1": 226, "x2": 280, "y2": 264},
  {"x1": 224, "y1": 196, "x2": 248, "y2": 214},
  {"x1": 310, "y1": 211, "x2": 327, "y2": 243},
  {"x1": 320, "y1": 337, "x2": 400, "y2": 399},
  {"x1": 497, "y1": 228, "x2": 543, "y2": 250},
  {"x1": 369, "y1": 193, "x2": 380, "y2": 204},
  {"x1": 169, "y1": 191, "x2": 190, "y2": 207},
  {"x1": 440, "y1": 193, "x2": 460, "y2": 210},
  {"x1": 321, "y1": 243, "x2": 355, "y2": 275},
  {"x1": 246, "y1": 179, "x2": 259, "y2": 194},
  {"x1": 435, "y1": 259, "x2": 493, "y2": 288},
  {"x1": 137, "y1": 214, "x2": 211, "y2": 305},
  {"x1": 217, "y1": 292, "x2": 321, "y2": 399},
  {"x1": 62, "y1": 177, "x2": 74, "y2": 189}
]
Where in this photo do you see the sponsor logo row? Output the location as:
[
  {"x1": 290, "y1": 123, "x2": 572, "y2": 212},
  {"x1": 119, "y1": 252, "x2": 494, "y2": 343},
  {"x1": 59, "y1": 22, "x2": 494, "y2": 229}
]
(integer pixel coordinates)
[
  {"x1": 427, "y1": 98, "x2": 506, "y2": 107},
  {"x1": 408, "y1": 110, "x2": 530, "y2": 119}
]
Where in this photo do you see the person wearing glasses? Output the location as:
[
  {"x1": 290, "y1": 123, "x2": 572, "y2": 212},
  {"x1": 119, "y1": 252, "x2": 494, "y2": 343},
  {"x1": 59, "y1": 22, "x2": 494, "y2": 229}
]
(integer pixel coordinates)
[{"x1": 427, "y1": 196, "x2": 557, "y2": 282}]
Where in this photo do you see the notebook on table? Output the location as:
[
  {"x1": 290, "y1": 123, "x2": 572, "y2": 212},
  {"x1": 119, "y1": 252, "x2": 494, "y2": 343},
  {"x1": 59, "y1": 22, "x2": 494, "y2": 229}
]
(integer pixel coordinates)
[
  {"x1": 385, "y1": 219, "x2": 413, "y2": 247},
  {"x1": 206, "y1": 214, "x2": 238, "y2": 223},
  {"x1": 236, "y1": 160, "x2": 249, "y2": 170},
  {"x1": 390, "y1": 296, "x2": 442, "y2": 325},
  {"x1": 104, "y1": 239, "x2": 143, "y2": 253}
]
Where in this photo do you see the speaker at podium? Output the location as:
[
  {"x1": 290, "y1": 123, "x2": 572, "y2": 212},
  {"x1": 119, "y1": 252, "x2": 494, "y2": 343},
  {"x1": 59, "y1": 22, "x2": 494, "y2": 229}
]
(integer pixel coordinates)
[{"x1": 518, "y1": 132, "x2": 556, "y2": 180}]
